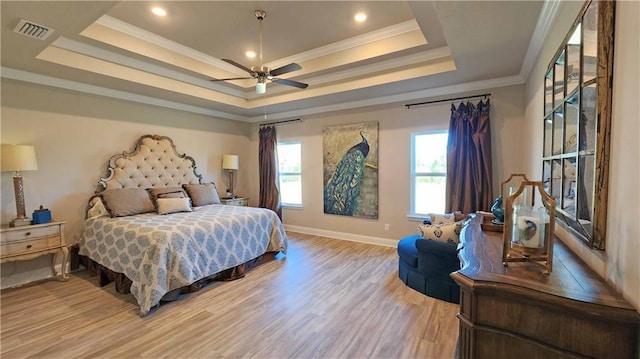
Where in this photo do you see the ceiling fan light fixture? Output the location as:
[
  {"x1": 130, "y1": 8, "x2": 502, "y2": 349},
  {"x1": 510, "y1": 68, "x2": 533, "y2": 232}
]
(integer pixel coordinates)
[
  {"x1": 354, "y1": 13, "x2": 367, "y2": 22},
  {"x1": 151, "y1": 7, "x2": 167, "y2": 17},
  {"x1": 211, "y1": 10, "x2": 308, "y2": 91}
]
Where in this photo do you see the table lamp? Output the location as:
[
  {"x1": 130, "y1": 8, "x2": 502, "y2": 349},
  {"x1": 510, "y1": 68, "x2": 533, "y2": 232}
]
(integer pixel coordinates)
[
  {"x1": 1, "y1": 145, "x2": 38, "y2": 227},
  {"x1": 222, "y1": 154, "x2": 239, "y2": 198}
]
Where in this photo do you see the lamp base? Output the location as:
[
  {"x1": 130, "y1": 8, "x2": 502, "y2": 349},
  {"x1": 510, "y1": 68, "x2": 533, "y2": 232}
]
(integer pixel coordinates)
[{"x1": 10, "y1": 217, "x2": 32, "y2": 227}]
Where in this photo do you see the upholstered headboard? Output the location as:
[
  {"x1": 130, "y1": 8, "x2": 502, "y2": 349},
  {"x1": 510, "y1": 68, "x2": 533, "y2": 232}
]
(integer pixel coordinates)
[{"x1": 98, "y1": 134, "x2": 202, "y2": 191}]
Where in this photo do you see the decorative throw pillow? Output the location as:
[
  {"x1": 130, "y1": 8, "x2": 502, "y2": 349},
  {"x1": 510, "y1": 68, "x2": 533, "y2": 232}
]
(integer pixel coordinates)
[
  {"x1": 156, "y1": 197, "x2": 193, "y2": 215},
  {"x1": 148, "y1": 187, "x2": 187, "y2": 205},
  {"x1": 86, "y1": 195, "x2": 110, "y2": 219},
  {"x1": 428, "y1": 212, "x2": 457, "y2": 225},
  {"x1": 418, "y1": 221, "x2": 464, "y2": 244},
  {"x1": 183, "y1": 182, "x2": 221, "y2": 207},
  {"x1": 100, "y1": 188, "x2": 155, "y2": 217}
]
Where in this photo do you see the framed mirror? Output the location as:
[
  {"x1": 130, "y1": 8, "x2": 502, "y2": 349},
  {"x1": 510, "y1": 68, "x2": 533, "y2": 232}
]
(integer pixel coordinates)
[{"x1": 541, "y1": 0, "x2": 615, "y2": 250}]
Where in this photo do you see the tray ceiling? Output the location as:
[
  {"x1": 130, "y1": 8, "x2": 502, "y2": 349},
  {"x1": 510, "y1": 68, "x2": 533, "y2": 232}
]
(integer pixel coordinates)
[{"x1": 1, "y1": 1, "x2": 547, "y2": 122}]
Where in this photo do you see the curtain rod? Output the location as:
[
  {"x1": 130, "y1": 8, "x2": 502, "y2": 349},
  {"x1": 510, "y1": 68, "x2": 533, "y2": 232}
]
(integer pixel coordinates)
[
  {"x1": 259, "y1": 118, "x2": 301, "y2": 127},
  {"x1": 405, "y1": 93, "x2": 491, "y2": 109}
]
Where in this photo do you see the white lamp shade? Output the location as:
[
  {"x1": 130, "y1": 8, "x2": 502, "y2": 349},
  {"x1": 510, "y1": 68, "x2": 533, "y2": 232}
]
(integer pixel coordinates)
[
  {"x1": 256, "y1": 82, "x2": 266, "y2": 94},
  {"x1": 222, "y1": 155, "x2": 239, "y2": 170},
  {"x1": 1, "y1": 145, "x2": 38, "y2": 172}
]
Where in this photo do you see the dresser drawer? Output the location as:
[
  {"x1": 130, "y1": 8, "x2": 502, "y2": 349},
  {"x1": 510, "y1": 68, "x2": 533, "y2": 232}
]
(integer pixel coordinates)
[
  {"x1": 1, "y1": 225, "x2": 61, "y2": 243},
  {"x1": 1, "y1": 236, "x2": 61, "y2": 257}
]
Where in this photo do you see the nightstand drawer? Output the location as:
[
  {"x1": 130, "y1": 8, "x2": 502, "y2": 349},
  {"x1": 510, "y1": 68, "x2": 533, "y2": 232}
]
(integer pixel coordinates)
[
  {"x1": 1, "y1": 236, "x2": 61, "y2": 257},
  {"x1": 1, "y1": 225, "x2": 60, "y2": 243},
  {"x1": 221, "y1": 197, "x2": 248, "y2": 206}
]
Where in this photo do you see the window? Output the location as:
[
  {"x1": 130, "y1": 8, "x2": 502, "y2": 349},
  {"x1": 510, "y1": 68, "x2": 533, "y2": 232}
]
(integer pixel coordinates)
[
  {"x1": 277, "y1": 141, "x2": 302, "y2": 206},
  {"x1": 411, "y1": 131, "x2": 448, "y2": 216}
]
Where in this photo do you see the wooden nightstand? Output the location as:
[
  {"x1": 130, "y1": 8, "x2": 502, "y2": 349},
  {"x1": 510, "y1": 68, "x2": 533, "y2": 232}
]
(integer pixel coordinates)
[
  {"x1": 220, "y1": 197, "x2": 249, "y2": 206},
  {"x1": 0, "y1": 221, "x2": 69, "y2": 282}
]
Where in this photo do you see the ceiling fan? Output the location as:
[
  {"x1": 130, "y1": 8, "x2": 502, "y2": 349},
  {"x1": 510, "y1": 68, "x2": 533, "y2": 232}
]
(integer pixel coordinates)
[{"x1": 211, "y1": 10, "x2": 309, "y2": 94}]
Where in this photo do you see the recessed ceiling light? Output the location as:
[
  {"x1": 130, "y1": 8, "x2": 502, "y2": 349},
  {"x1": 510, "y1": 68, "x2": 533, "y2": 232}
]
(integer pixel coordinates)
[
  {"x1": 152, "y1": 7, "x2": 167, "y2": 17},
  {"x1": 246, "y1": 51, "x2": 256, "y2": 58},
  {"x1": 354, "y1": 13, "x2": 367, "y2": 22}
]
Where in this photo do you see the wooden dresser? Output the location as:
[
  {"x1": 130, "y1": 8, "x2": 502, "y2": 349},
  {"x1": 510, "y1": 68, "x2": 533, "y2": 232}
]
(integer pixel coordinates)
[{"x1": 450, "y1": 216, "x2": 639, "y2": 359}]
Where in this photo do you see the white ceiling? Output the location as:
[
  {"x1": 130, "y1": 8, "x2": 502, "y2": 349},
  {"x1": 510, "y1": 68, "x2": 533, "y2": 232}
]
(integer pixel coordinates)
[{"x1": 1, "y1": 1, "x2": 551, "y2": 123}]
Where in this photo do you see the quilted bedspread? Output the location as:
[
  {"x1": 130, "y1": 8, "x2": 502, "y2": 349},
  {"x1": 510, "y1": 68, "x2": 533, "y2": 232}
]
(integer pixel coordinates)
[{"x1": 80, "y1": 204, "x2": 287, "y2": 315}]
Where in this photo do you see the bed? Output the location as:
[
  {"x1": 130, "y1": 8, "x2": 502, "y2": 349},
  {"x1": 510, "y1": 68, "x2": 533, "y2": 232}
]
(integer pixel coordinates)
[{"x1": 79, "y1": 134, "x2": 287, "y2": 315}]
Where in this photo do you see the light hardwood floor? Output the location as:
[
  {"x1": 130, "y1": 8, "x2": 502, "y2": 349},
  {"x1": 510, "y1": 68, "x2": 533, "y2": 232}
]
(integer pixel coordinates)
[{"x1": 1, "y1": 232, "x2": 459, "y2": 359}]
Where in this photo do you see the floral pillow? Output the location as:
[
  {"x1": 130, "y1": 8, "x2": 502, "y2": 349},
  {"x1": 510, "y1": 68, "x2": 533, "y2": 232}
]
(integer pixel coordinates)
[
  {"x1": 428, "y1": 212, "x2": 456, "y2": 225},
  {"x1": 418, "y1": 221, "x2": 464, "y2": 244}
]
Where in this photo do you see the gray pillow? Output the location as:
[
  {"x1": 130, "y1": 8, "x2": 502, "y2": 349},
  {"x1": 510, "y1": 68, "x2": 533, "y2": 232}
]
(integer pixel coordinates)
[
  {"x1": 183, "y1": 182, "x2": 221, "y2": 207},
  {"x1": 100, "y1": 188, "x2": 155, "y2": 217}
]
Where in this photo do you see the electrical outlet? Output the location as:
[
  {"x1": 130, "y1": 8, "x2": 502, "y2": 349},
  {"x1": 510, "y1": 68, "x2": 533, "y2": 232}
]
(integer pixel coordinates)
[{"x1": 384, "y1": 224, "x2": 389, "y2": 230}]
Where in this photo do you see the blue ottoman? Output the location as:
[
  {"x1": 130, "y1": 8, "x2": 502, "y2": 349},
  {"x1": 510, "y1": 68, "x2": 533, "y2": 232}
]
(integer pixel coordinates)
[{"x1": 397, "y1": 234, "x2": 461, "y2": 304}]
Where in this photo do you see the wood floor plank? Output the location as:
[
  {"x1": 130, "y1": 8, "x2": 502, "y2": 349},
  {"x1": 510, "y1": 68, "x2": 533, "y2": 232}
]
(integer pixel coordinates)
[{"x1": 1, "y1": 232, "x2": 459, "y2": 358}]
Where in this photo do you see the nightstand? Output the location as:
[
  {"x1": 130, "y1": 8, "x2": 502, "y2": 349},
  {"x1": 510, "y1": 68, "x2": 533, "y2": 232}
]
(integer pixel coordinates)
[
  {"x1": 0, "y1": 221, "x2": 69, "y2": 282},
  {"x1": 220, "y1": 197, "x2": 249, "y2": 206}
]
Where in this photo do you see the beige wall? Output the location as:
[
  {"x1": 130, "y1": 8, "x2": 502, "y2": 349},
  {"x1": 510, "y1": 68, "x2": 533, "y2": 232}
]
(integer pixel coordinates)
[
  {"x1": 253, "y1": 84, "x2": 526, "y2": 243},
  {"x1": 523, "y1": 1, "x2": 639, "y2": 310},
  {"x1": 0, "y1": 80, "x2": 253, "y2": 287}
]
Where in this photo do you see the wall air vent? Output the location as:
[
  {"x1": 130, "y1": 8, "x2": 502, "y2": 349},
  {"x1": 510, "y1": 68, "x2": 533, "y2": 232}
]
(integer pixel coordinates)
[{"x1": 13, "y1": 19, "x2": 54, "y2": 40}]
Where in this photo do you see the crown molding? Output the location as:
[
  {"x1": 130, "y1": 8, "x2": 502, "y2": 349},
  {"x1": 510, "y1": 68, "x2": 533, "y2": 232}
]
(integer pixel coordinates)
[
  {"x1": 519, "y1": 0, "x2": 562, "y2": 82},
  {"x1": 301, "y1": 46, "x2": 451, "y2": 87},
  {"x1": 246, "y1": 46, "x2": 451, "y2": 99},
  {"x1": 50, "y1": 37, "x2": 246, "y2": 99},
  {"x1": 265, "y1": 19, "x2": 422, "y2": 69},
  {"x1": 247, "y1": 74, "x2": 524, "y2": 122},
  {"x1": 2, "y1": 68, "x2": 523, "y2": 125},
  {"x1": 96, "y1": 15, "x2": 422, "y2": 79},
  {"x1": 0, "y1": 67, "x2": 247, "y2": 122},
  {"x1": 95, "y1": 15, "x2": 243, "y2": 75},
  {"x1": 51, "y1": 36, "x2": 450, "y2": 101}
]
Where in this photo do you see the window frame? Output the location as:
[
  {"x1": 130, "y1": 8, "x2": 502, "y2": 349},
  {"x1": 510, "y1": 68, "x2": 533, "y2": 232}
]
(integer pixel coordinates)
[
  {"x1": 277, "y1": 140, "x2": 303, "y2": 207},
  {"x1": 410, "y1": 130, "x2": 448, "y2": 217},
  {"x1": 541, "y1": 0, "x2": 615, "y2": 250}
]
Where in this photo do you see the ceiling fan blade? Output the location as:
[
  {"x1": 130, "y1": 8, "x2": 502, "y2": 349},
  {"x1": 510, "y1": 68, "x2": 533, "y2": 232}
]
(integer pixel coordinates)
[
  {"x1": 272, "y1": 78, "x2": 308, "y2": 89},
  {"x1": 222, "y1": 59, "x2": 254, "y2": 74},
  {"x1": 270, "y1": 63, "x2": 302, "y2": 77},
  {"x1": 210, "y1": 77, "x2": 253, "y2": 82}
]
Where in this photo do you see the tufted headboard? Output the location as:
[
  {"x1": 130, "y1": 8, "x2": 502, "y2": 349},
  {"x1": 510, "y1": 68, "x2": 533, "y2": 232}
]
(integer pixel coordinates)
[{"x1": 97, "y1": 134, "x2": 202, "y2": 191}]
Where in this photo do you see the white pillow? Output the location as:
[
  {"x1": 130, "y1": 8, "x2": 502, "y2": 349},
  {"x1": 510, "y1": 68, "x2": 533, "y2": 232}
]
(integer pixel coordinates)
[
  {"x1": 418, "y1": 221, "x2": 464, "y2": 244},
  {"x1": 156, "y1": 197, "x2": 193, "y2": 215}
]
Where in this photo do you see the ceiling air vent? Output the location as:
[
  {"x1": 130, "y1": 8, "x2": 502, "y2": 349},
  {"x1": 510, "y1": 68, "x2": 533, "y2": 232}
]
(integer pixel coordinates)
[{"x1": 13, "y1": 19, "x2": 54, "y2": 40}]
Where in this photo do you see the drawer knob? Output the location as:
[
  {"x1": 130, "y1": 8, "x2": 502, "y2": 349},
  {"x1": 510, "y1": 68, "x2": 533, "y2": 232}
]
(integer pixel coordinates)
[
  {"x1": 25, "y1": 232, "x2": 31, "y2": 236},
  {"x1": 26, "y1": 244, "x2": 32, "y2": 249}
]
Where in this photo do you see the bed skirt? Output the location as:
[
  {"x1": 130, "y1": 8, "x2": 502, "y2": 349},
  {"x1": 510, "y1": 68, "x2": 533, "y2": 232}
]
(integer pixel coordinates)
[{"x1": 79, "y1": 252, "x2": 278, "y2": 302}]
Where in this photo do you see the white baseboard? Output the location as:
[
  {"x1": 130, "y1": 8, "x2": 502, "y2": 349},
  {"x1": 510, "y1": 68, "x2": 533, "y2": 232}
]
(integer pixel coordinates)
[{"x1": 284, "y1": 225, "x2": 397, "y2": 248}]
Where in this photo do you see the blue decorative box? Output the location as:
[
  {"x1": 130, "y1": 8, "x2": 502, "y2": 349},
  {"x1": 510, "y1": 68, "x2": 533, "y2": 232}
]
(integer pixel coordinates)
[{"x1": 32, "y1": 206, "x2": 52, "y2": 224}]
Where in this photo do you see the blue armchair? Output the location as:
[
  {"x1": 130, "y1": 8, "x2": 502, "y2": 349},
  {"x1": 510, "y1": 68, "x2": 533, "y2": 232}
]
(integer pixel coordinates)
[{"x1": 397, "y1": 230, "x2": 462, "y2": 304}]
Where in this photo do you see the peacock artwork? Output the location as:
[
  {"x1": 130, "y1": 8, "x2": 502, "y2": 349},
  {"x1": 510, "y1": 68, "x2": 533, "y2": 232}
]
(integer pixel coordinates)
[{"x1": 323, "y1": 122, "x2": 378, "y2": 219}]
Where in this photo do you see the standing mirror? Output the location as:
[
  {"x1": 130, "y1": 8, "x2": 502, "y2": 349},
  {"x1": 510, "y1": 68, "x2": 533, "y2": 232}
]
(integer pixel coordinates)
[{"x1": 541, "y1": 0, "x2": 615, "y2": 250}]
